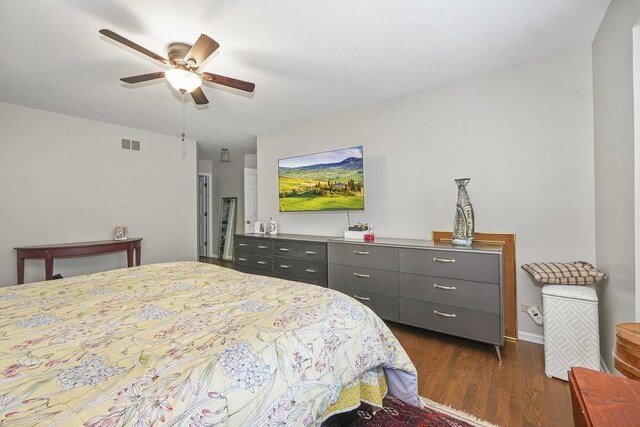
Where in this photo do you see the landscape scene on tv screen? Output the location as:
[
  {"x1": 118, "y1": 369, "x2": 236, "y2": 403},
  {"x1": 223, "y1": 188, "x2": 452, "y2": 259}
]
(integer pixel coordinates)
[{"x1": 279, "y1": 146, "x2": 364, "y2": 212}]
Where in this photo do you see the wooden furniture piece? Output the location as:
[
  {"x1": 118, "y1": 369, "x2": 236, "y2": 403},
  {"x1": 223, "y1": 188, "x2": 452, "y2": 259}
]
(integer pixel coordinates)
[
  {"x1": 433, "y1": 231, "x2": 517, "y2": 340},
  {"x1": 328, "y1": 237, "x2": 504, "y2": 360},
  {"x1": 569, "y1": 367, "x2": 640, "y2": 427},
  {"x1": 15, "y1": 238, "x2": 142, "y2": 284},
  {"x1": 614, "y1": 323, "x2": 640, "y2": 379},
  {"x1": 234, "y1": 233, "x2": 330, "y2": 286},
  {"x1": 218, "y1": 197, "x2": 237, "y2": 260}
]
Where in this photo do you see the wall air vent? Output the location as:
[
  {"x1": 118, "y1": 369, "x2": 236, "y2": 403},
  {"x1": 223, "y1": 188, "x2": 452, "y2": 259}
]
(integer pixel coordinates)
[
  {"x1": 131, "y1": 140, "x2": 140, "y2": 151},
  {"x1": 121, "y1": 139, "x2": 131, "y2": 150}
]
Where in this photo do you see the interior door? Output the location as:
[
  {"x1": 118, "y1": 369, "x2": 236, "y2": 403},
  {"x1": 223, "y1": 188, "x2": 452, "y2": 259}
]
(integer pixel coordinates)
[
  {"x1": 244, "y1": 168, "x2": 258, "y2": 233},
  {"x1": 198, "y1": 175, "x2": 209, "y2": 257}
]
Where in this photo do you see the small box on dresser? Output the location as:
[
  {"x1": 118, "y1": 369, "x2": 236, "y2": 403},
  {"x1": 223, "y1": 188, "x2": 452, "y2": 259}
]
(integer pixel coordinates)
[{"x1": 328, "y1": 237, "x2": 504, "y2": 360}]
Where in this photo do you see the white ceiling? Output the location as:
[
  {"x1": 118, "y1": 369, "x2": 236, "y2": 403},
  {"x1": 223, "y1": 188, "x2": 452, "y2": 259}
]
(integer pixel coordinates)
[{"x1": 0, "y1": 0, "x2": 610, "y2": 158}]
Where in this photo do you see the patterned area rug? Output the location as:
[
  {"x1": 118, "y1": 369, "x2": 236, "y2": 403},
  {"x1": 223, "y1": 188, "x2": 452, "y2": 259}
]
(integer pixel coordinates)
[{"x1": 322, "y1": 395, "x2": 499, "y2": 427}]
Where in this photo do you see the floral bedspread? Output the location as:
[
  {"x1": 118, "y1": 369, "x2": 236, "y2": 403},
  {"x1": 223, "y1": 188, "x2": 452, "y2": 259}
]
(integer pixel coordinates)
[{"x1": 0, "y1": 262, "x2": 417, "y2": 426}]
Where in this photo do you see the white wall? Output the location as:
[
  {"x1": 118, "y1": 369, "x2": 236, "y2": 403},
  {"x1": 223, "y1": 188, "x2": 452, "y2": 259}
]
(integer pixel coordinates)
[
  {"x1": 197, "y1": 158, "x2": 213, "y2": 175},
  {"x1": 0, "y1": 102, "x2": 198, "y2": 286},
  {"x1": 245, "y1": 154, "x2": 258, "y2": 169},
  {"x1": 258, "y1": 47, "x2": 596, "y2": 338},
  {"x1": 593, "y1": 0, "x2": 640, "y2": 370},
  {"x1": 635, "y1": 23, "x2": 640, "y2": 323}
]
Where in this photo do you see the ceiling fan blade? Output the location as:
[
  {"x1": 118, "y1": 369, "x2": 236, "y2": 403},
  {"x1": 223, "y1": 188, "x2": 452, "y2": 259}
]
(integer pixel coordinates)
[
  {"x1": 185, "y1": 34, "x2": 219, "y2": 68},
  {"x1": 191, "y1": 87, "x2": 209, "y2": 105},
  {"x1": 99, "y1": 29, "x2": 167, "y2": 64},
  {"x1": 202, "y1": 73, "x2": 255, "y2": 93},
  {"x1": 120, "y1": 72, "x2": 165, "y2": 84}
]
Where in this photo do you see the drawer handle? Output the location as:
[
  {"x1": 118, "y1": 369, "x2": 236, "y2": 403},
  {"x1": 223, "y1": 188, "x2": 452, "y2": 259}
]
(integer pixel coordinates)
[
  {"x1": 280, "y1": 265, "x2": 291, "y2": 269},
  {"x1": 238, "y1": 258, "x2": 248, "y2": 262},
  {"x1": 433, "y1": 257, "x2": 456, "y2": 263},
  {"x1": 258, "y1": 245, "x2": 269, "y2": 249},
  {"x1": 305, "y1": 251, "x2": 317, "y2": 255},
  {"x1": 353, "y1": 273, "x2": 370, "y2": 278},
  {"x1": 353, "y1": 250, "x2": 370, "y2": 255},
  {"x1": 434, "y1": 310, "x2": 456, "y2": 318},
  {"x1": 257, "y1": 261, "x2": 267, "y2": 265},
  {"x1": 279, "y1": 248, "x2": 290, "y2": 252},
  {"x1": 238, "y1": 243, "x2": 248, "y2": 247},
  {"x1": 433, "y1": 284, "x2": 456, "y2": 291},
  {"x1": 305, "y1": 269, "x2": 317, "y2": 273},
  {"x1": 353, "y1": 295, "x2": 370, "y2": 301}
]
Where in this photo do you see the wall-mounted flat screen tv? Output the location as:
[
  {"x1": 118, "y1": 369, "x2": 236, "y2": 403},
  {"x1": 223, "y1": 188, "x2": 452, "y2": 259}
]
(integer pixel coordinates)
[{"x1": 279, "y1": 145, "x2": 364, "y2": 212}]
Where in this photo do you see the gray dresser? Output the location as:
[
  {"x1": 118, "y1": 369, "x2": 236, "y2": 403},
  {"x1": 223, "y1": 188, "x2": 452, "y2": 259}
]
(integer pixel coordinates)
[
  {"x1": 328, "y1": 238, "x2": 504, "y2": 358},
  {"x1": 234, "y1": 233, "x2": 330, "y2": 286}
]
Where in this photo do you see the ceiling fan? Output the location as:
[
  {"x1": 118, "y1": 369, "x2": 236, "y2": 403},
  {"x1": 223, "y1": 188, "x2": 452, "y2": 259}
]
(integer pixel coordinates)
[{"x1": 99, "y1": 29, "x2": 255, "y2": 105}]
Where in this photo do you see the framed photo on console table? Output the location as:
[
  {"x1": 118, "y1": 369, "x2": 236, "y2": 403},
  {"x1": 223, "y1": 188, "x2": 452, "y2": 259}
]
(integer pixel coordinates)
[{"x1": 114, "y1": 226, "x2": 128, "y2": 240}]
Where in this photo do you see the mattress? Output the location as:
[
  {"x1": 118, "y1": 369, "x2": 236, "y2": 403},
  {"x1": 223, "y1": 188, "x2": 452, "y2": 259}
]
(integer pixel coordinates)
[{"x1": 0, "y1": 262, "x2": 417, "y2": 426}]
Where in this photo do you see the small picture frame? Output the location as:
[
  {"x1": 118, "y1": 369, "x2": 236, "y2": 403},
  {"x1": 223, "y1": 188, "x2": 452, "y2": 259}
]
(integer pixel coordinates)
[
  {"x1": 114, "y1": 226, "x2": 128, "y2": 240},
  {"x1": 254, "y1": 222, "x2": 266, "y2": 234}
]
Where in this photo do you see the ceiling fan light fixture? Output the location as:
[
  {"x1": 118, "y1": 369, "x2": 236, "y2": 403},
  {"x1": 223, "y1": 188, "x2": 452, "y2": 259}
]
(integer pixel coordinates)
[
  {"x1": 165, "y1": 68, "x2": 202, "y2": 93},
  {"x1": 100, "y1": 29, "x2": 255, "y2": 104}
]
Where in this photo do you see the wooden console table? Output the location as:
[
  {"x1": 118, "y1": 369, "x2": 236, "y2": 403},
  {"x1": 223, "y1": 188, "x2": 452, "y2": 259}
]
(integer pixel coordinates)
[
  {"x1": 569, "y1": 367, "x2": 640, "y2": 426},
  {"x1": 15, "y1": 238, "x2": 142, "y2": 284}
]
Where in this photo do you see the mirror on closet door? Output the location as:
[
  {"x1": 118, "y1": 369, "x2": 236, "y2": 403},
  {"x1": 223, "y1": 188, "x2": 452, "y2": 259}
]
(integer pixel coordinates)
[{"x1": 219, "y1": 197, "x2": 237, "y2": 260}]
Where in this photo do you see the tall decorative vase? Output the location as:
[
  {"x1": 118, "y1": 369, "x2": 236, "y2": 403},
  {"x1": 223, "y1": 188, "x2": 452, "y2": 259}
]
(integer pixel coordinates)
[{"x1": 452, "y1": 178, "x2": 474, "y2": 246}]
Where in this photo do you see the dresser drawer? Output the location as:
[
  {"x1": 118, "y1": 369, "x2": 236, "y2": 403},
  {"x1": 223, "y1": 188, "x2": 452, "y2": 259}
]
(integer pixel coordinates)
[
  {"x1": 274, "y1": 241, "x2": 327, "y2": 262},
  {"x1": 274, "y1": 256, "x2": 327, "y2": 284},
  {"x1": 331, "y1": 287, "x2": 399, "y2": 322},
  {"x1": 399, "y1": 298, "x2": 502, "y2": 345},
  {"x1": 399, "y1": 248, "x2": 500, "y2": 284},
  {"x1": 399, "y1": 273, "x2": 499, "y2": 314},
  {"x1": 329, "y1": 264, "x2": 398, "y2": 296},
  {"x1": 235, "y1": 252, "x2": 273, "y2": 272},
  {"x1": 328, "y1": 242, "x2": 399, "y2": 271},
  {"x1": 235, "y1": 238, "x2": 274, "y2": 255}
]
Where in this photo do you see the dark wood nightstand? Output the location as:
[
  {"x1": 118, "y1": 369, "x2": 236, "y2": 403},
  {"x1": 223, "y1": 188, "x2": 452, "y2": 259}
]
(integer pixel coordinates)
[{"x1": 569, "y1": 367, "x2": 640, "y2": 426}]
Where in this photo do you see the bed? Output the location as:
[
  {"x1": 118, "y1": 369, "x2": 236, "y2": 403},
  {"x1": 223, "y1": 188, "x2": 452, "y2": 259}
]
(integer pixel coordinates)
[{"x1": 0, "y1": 262, "x2": 418, "y2": 426}]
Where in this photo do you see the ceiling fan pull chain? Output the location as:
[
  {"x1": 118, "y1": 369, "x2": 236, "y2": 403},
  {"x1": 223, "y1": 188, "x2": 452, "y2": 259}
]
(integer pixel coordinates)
[
  {"x1": 181, "y1": 92, "x2": 185, "y2": 142},
  {"x1": 181, "y1": 92, "x2": 186, "y2": 159}
]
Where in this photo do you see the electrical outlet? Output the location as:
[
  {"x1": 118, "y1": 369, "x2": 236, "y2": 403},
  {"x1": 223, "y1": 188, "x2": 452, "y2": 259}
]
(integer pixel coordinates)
[
  {"x1": 527, "y1": 306, "x2": 543, "y2": 325},
  {"x1": 521, "y1": 303, "x2": 534, "y2": 312}
]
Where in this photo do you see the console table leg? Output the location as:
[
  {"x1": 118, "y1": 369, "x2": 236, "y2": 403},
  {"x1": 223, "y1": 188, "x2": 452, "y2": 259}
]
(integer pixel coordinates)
[
  {"x1": 127, "y1": 249, "x2": 134, "y2": 267},
  {"x1": 135, "y1": 247, "x2": 141, "y2": 266},
  {"x1": 17, "y1": 257, "x2": 25, "y2": 285},
  {"x1": 44, "y1": 257, "x2": 54, "y2": 281},
  {"x1": 495, "y1": 345, "x2": 502, "y2": 363}
]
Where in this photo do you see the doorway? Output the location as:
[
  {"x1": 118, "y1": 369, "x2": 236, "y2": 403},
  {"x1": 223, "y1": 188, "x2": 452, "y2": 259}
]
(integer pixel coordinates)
[
  {"x1": 198, "y1": 174, "x2": 212, "y2": 257},
  {"x1": 244, "y1": 168, "x2": 258, "y2": 233}
]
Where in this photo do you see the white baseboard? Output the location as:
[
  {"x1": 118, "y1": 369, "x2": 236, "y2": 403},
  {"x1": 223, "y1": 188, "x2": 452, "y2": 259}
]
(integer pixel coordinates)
[{"x1": 518, "y1": 331, "x2": 544, "y2": 345}]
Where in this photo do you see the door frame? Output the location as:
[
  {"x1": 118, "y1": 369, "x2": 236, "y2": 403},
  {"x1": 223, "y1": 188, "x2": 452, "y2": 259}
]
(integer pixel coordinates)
[
  {"x1": 244, "y1": 167, "x2": 258, "y2": 233},
  {"x1": 198, "y1": 173, "x2": 213, "y2": 257}
]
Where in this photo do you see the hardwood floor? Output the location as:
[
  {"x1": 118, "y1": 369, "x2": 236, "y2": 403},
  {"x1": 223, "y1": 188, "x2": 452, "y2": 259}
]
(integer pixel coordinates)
[
  {"x1": 388, "y1": 322, "x2": 572, "y2": 427},
  {"x1": 198, "y1": 258, "x2": 573, "y2": 426}
]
